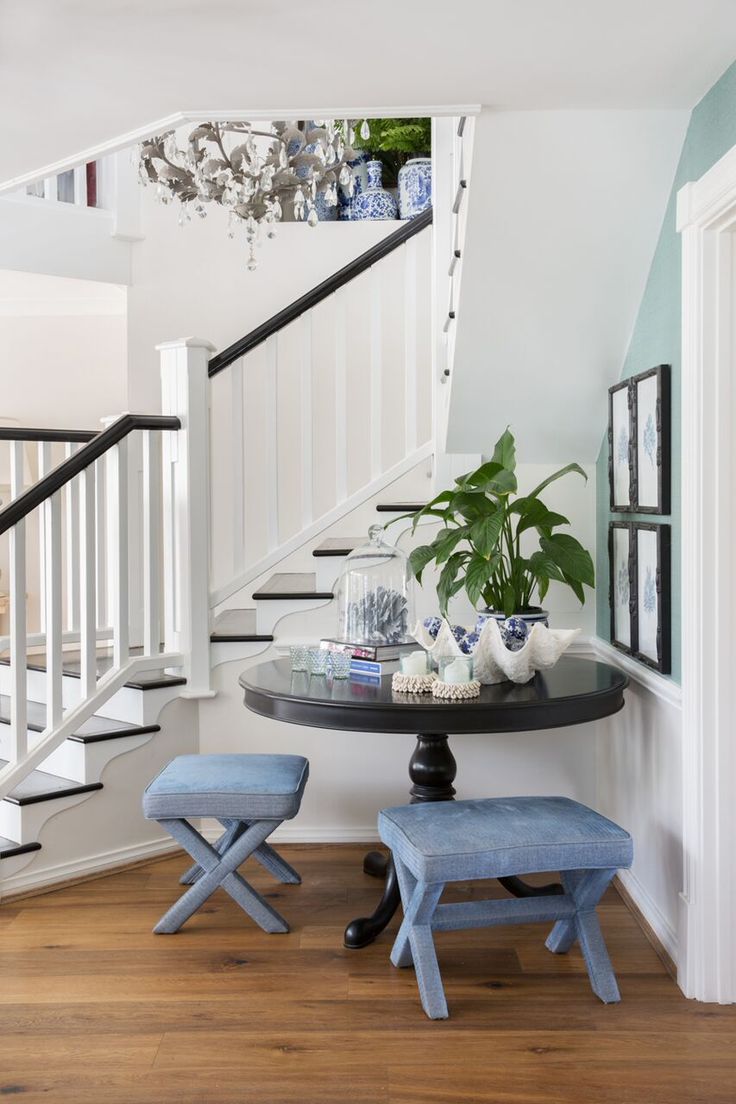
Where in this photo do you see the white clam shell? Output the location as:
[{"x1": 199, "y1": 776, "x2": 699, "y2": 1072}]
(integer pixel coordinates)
[{"x1": 412, "y1": 619, "x2": 581, "y2": 685}]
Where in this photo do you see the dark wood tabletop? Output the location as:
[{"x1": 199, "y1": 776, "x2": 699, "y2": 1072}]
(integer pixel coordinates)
[{"x1": 239, "y1": 656, "x2": 628, "y2": 736}]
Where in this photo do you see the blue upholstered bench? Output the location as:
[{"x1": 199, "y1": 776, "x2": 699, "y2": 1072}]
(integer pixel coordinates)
[
  {"x1": 378, "y1": 796, "x2": 633, "y2": 1020},
  {"x1": 143, "y1": 754, "x2": 309, "y2": 935}
]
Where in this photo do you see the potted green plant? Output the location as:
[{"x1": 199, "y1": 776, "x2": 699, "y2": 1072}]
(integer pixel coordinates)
[{"x1": 397, "y1": 429, "x2": 594, "y2": 622}]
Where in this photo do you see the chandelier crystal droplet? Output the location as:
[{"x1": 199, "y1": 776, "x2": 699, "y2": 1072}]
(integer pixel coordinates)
[{"x1": 136, "y1": 119, "x2": 365, "y2": 270}]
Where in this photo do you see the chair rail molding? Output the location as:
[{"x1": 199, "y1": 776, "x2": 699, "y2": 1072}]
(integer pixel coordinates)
[{"x1": 677, "y1": 142, "x2": 736, "y2": 1004}]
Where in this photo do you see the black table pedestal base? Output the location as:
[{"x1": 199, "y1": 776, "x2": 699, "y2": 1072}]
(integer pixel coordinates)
[{"x1": 344, "y1": 731, "x2": 564, "y2": 949}]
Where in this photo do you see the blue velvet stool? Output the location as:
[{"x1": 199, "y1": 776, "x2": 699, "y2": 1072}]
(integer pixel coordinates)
[
  {"x1": 143, "y1": 754, "x2": 309, "y2": 935},
  {"x1": 378, "y1": 796, "x2": 633, "y2": 1019}
]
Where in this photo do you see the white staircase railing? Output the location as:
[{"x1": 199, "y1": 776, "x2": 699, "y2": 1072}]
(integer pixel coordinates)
[
  {"x1": 200, "y1": 211, "x2": 435, "y2": 609},
  {"x1": 0, "y1": 414, "x2": 186, "y2": 801}
]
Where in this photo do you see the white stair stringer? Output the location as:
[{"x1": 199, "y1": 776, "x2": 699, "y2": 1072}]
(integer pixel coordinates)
[{"x1": 0, "y1": 694, "x2": 198, "y2": 901}]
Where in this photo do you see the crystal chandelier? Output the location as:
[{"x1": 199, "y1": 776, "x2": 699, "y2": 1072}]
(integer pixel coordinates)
[{"x1": 136, "y1": 120, "x2": 366, "y2": 270}]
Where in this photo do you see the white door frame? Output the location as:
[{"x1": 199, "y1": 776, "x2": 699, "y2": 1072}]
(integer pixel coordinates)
[{"x1": 677, "y1": 143, "x2": 736, "y2": 1003}]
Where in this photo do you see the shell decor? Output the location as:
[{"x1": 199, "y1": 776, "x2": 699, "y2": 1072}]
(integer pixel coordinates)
[
  {"x1": 412, "y1": 618, "x2": 580, "y2": 686},
  {"x1": 432, "y1": 679, "x2": 481, "y2": 700},
  {"x1": 391, "y1": 672, "x2": 437, "y2": 694}
]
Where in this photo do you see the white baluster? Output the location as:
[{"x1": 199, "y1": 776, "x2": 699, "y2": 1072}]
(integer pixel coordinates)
[
  {"x1": 95, "y1": 455, "x2": 107, "y2": 631},
  {"x1": 370, "y1": 265, "x2": 382, "y2": 479},
  {"x1": 334, "y1": 291, "x2": 348, "y2": 504},
  {"x1": 79, "y1": 464, "x2": 97, "y2": 697},
  {"x1": 110, "y1": 438, "x2": 129, "y2": 668},
  {"x1": 45, "y1": 491, "x2": 63, "y2": 729},
  {"x1": 64, "y1": 443, "x2": 80, "y2": 632},
  {"x1": 231, "y1": 357, "x2": 246, "y2": 575},
  {"x1": 265, "y1": 334, "x2": 279, "y2": 552},
  {"x1": 37, "y1": 441, "x2": 52, "y2": 632},
  {"x1": 9, "y1": 443, "x2": 27, "y2": 763},
  {"x1": 142, "y1": 431, "x2": 162, "y2": 657},
  {"x1": 404, "y1": 236, "x2": 418, "y2": 453},
  {"x1": 300, "y1": 313, "x2": 314, "y2": 529}
]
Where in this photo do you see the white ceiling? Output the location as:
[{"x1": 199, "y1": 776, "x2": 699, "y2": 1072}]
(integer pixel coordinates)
[{"x1": 1, "y1": 0, "x2": 735, "y2": 182}]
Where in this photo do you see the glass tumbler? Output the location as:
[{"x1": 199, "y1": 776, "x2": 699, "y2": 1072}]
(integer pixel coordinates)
[
  {"x1": 290, "y1": 644, "x2": 310, "y2": 672},
  {"x1": 307, "y1": 647, "x2": 330, "y2": 676},
  {"x1": 328, "y1": 652, "x2": 352, "y2": 679}
]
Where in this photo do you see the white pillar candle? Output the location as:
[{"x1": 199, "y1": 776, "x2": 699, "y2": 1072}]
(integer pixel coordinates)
[
  {"x1": 443, "y1": 657, "x2": 472, "y2": 684},
  {"x1": 401, "y1": 650, "x2": 428, "y2": 675}
]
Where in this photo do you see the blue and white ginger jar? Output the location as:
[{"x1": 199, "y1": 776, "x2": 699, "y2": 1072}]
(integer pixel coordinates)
[
  {"x1": 398, "y1": 157, "x2": 432, "y2": 220},
  {"x1": 351, "y1": 160, "x2": 398, "y2": 221},
  {"x1": 338, "y1": 150, "x2": 370, "y2": 221}
]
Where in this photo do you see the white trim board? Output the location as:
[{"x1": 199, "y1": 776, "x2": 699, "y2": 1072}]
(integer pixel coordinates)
[
  {"x1": 0, "y1": 106, "x2": 481, "y2": 196},
  {"x1": 676, "y1": 140, "x2": 736, "y2": 1003},
  {"x1": 589, "y1": 637, "x2": 682, "y2": 710}
]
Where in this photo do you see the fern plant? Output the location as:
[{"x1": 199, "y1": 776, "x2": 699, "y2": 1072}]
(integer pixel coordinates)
[
  {"x1": 347, "y1": 118, "x2": 431, "y2": 188},
  {"x1": 396, "y1": 429, "x2": 595, "y2": 617}
]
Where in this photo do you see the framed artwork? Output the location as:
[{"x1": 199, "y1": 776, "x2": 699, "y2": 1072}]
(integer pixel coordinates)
[
  {"x1": 608, "y1": 522, "x2": 634, "y2": 654},
  {"x1": 631, "y1": 365, "x2": 671, "y2": 514},
  {"x1": 608, "y1": 379, "x2": 632, "y2": 511},
  {"x1": 633, "y1": 522, "x2": 671, "y2": 674}
]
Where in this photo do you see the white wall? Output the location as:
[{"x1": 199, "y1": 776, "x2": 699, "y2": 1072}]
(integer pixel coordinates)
[
  {"x1": 595, "y1": 663, "x2": 682, "y2": 964},
  {"x1": 447, "y1": 107, "x2": 689, "y2": 462},
  {"x1": 127, "y1": 190, "x2": 412, "y2": 412}
]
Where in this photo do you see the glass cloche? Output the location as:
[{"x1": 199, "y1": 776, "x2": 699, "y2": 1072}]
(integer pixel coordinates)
[{"x1": 336, "y1": 525, "x2": 414, "y2": 645}]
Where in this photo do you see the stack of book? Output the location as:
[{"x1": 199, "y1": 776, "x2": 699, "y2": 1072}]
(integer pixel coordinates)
[{"x1": 320, "y1": 638, "x2": 415, "y2": 685}]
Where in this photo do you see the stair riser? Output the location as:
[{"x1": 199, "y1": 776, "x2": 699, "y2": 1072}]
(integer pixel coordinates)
[
  {"x1": 313, "y1": 558, "x2": 343, "y2": 593},
  {"x1": 255, "y1": 595, "x2": 334, "y2": 637},
  {"x1": 0, "y1": 788, "x2": 96, "y2": 846},
  {"x1": 0, "y1": 666, "x2": 181, "y2": 727},
  {"x1": 209, "y1": 639, "x2": 272, "y2": 671}
]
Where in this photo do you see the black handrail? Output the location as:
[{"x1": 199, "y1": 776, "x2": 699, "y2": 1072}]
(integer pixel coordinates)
[
  {"x1": 0, "y1": 414, "x2": 180, "y2": 536},
  {"x1": 0, "y1": 428, "x2": 97, "y2": 443},
  {"x1": 208, "y1": 207, "x2": 433, "y2": 377}
]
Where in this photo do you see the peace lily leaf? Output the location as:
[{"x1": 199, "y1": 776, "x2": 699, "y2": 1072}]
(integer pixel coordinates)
[
  {"x1": 515, "y1": 498, "x2": 571, "y2": 537},
  {"x1": 502, "y1": 584, "x2": 517, "y2": 618},
  {"x1": 527, "y1": 463, "x2": 587, "y2": 500},
  {"x1": 465, "y1": 552, "x2": 499, "y2": 607},
  {"x1": 491, "y1": 427, "x2": 516, "y2": 472},
  {"x1": 527, "y1": 551, "x2": 566, "y2": 583},
  {"x1": 464, "y1": 461, "x2": 504, "y2": 488},
  {"x1": 432, "y1": 526, "x2": 471, "y2": 564},
  {"x1": 470, "y1": 511, "x2": 505, "y2": 557},
  {"x1": 408, "y1": 544, "x2": 437, "y2": 584},
  {"x1": 449, "y1": 490, "x2": 488, "y2": 522},
  {"x1": 540, "y1": 534, "x2": 595, "y2": 587},
  {"x1": 437, "y1": 552, "x2": 467, "y2": 615}
]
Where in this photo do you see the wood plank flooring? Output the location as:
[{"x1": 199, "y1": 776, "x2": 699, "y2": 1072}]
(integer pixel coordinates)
[{"x1": 1, "y1": 844, "x2": 734, "y2": 1103}]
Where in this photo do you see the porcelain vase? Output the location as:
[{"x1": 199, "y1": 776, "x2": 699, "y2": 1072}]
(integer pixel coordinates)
[
  {"x1": 398, "y1": 157, "x2": 432, "y2": 220},
  {"x1": 351, "y1": 160, "x2": 398, "y2": 221}
]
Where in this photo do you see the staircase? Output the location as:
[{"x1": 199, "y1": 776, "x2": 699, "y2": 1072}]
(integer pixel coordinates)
[{"x1": 0, "y1": 115, "x2": 475, "y2": 897}]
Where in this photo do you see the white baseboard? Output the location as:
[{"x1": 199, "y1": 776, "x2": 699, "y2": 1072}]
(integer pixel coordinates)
[
  {"x1": 202, "y1": 820, "x2": 380, "y2": 845},
  {"x1": 617, "y1": 866, "x2": 678, "y2": 967},
  {"x1": 0, "y1": 835, "x2": 179, "y2": 900}
]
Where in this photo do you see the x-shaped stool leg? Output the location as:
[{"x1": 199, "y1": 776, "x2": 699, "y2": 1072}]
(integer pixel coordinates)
[
  {"x1": 180, "y1": 819, "x2": 302, "y2": 886},
  {"x1": 155, "y1": 817, "x2": 290, "y2": 934}
]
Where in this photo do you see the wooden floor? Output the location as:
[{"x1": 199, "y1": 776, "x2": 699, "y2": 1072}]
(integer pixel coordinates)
[{"x1": 1, "y1": 844, "x2": 734, "y2": 1103}]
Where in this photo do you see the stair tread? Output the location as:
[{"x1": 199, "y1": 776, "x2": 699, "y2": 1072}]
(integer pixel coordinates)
[
  {"x1": 0, "y1": 695, "x2": 160, "y2": 744},
  {"x1": 252, "y1": 573, "x2": 333, "y2": 600},
  {"x1": 0, "y1": 648, "x2": 186, "y2": 691},
  {"x1": 0, "y1": 835, "x2": 41, "y2": 859},
  {"x1": 210, "y1": 609, "x2": 273, "y2": 642},
  {"x1": 375, "y1": 503, "x2": 426, "y2": 512},
  {"x1": 312, "y1": 538, "x2": 363, "y2": 557},
  {"x1": 0, "y1": 760, "x2": 103, "y2": 806}
]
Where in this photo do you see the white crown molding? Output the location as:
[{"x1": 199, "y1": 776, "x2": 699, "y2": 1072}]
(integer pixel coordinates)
[
  {"x1": 0, "y1": 105, "x2": 481, "y2": 197},
  {"x1": 588, "y1": 636, "x2": 682, "y2": 709}
]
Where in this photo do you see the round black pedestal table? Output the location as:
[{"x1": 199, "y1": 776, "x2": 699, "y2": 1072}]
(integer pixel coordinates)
[{"x1": 239, "y1": 657, "x2": 627, "y2": 949}]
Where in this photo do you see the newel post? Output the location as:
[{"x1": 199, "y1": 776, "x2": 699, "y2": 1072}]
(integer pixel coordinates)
[{"x1": 158, "y1": 337, "x2": 216, "y2": 698}]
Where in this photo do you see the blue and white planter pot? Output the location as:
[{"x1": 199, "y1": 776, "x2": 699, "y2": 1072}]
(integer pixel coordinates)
[
  {"x1": 476, "y1": 609, "x2": 549, "y2": 635},
  {"x1": 338, "y1": 151, "x2": 370, "y2": 221},
  {"x1": 398, "y1": 157, "x2": 432, "y2": 220},
  {"x1": 351, "y1": 160, "x2": 398, "y2": 221}
]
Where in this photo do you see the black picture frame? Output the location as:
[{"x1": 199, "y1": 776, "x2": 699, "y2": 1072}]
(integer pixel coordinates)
[
  {"x1": 631, "y1": 365, "x2": 671, "y2": 515},
  {"x1": 608, "y1": 379, "x2": 633, "y2": 512},
  {"x1": 632, "y1": 522, "x2": 671, "y2": 674},
  {"x1": 608, "y1": 521, "x2": 635, "y2": 656}
]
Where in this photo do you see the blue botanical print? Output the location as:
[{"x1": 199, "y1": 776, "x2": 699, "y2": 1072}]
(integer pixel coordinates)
[
  {"x1": 617, "y1": 426, "x2": 629, "y2": 466},
  {"x1": 643, "y1": 413, "x2": 656, "y2": 465},
  {"x1": 616, "y1": 563, "x2": 629, "y2": 606},
  {"x1": 643, "y1": 566, "x2": 656, "y2": 613}
]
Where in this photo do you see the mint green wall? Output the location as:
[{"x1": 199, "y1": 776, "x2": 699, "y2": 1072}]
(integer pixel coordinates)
[{"x1": 596, "y1": 61, "x2": 736, "y2": 682}]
